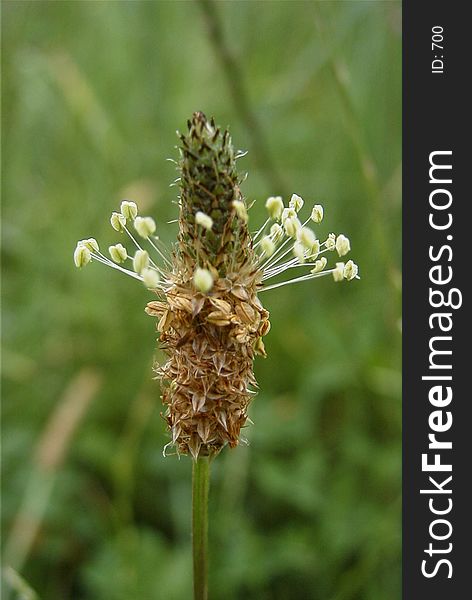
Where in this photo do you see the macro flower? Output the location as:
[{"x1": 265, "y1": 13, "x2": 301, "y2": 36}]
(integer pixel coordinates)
[{"x1": 74, "y1": 112, "x2": 359, "y2": 458}]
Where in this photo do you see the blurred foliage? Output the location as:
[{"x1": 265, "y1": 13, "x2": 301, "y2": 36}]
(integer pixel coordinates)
[{"x1": 1, "y1": 1, "x2": 401, "y2": 599}]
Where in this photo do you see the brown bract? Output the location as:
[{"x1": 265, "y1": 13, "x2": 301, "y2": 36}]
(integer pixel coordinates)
[{"x1": 146, "y1": 274, "x2": 269, "y2": 458}]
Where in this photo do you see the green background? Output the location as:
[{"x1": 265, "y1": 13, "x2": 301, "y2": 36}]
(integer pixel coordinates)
[{"x1": 2, "y1": 1, "x2": 401, "y2": 598}]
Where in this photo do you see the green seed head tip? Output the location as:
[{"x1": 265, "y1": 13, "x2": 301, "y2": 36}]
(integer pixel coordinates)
[{"x1": 177, "y1": 112, "x2": 252, "y2": 276}]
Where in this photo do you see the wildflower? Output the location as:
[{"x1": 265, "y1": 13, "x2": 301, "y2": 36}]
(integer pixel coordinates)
[
  {"x1": 336, "y1": 234, "x2": 351, "y2": 257},
  {"x1": 109, "y1": 243, "x2": 127, "y2": 263},
  {"x1": 265, "y1": 196, "x2": 284, "y2": 220},
  {"x1": 195, "y1": 211, "x2": 214, "y2": 230},
  {"x1": 74, "y1": 111, "x2": 358, "y2": 458},
  {"x1": 120, "y1": 200, "x2": 138, "y2": 221}
]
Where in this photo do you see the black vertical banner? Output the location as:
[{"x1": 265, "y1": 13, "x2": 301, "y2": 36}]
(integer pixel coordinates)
[{"x1": 403, "y1": 1, "x2": 469, "y2": 598}]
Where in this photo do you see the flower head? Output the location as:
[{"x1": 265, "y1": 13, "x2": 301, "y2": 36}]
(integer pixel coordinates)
[{"x1": 74, "y1": 112, "x2": 358, "y2": 458}]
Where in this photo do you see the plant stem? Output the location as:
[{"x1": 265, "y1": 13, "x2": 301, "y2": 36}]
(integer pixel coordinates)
[{"x1": 192, "y1": 456, "x2": 210, "y2": 600}]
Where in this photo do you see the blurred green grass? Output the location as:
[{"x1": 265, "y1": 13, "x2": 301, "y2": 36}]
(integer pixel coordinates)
[{"x1": 2, "y1": 1, "x2": 401, "y2": 599}]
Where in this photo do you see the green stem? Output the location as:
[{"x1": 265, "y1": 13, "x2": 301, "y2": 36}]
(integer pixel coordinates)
[{"x1": 192, "y1": 456, "x2": 210, "y2": 600}]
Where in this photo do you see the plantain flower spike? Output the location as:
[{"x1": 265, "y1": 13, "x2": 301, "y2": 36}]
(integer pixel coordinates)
[
  {"x1": 151, "y1": 111, "x2": 270, "y2": 459},
  {"x1": 74, "y1": 112, "x2": 359, "y2": 459}
]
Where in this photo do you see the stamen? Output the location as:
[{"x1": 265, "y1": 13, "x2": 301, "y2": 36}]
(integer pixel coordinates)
[
  {"x1": 90, "y1": 252, "x2": 144, "y2": 282},
  {"x1": 252, "y1": 217, "x2": 270, "y2": 242},
  {"x1": 259, "y1": 268, "x2": 336, "y2": 292},
  {"x1": 148, "y1": 236, "x2": 173, "y2": 268}
]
